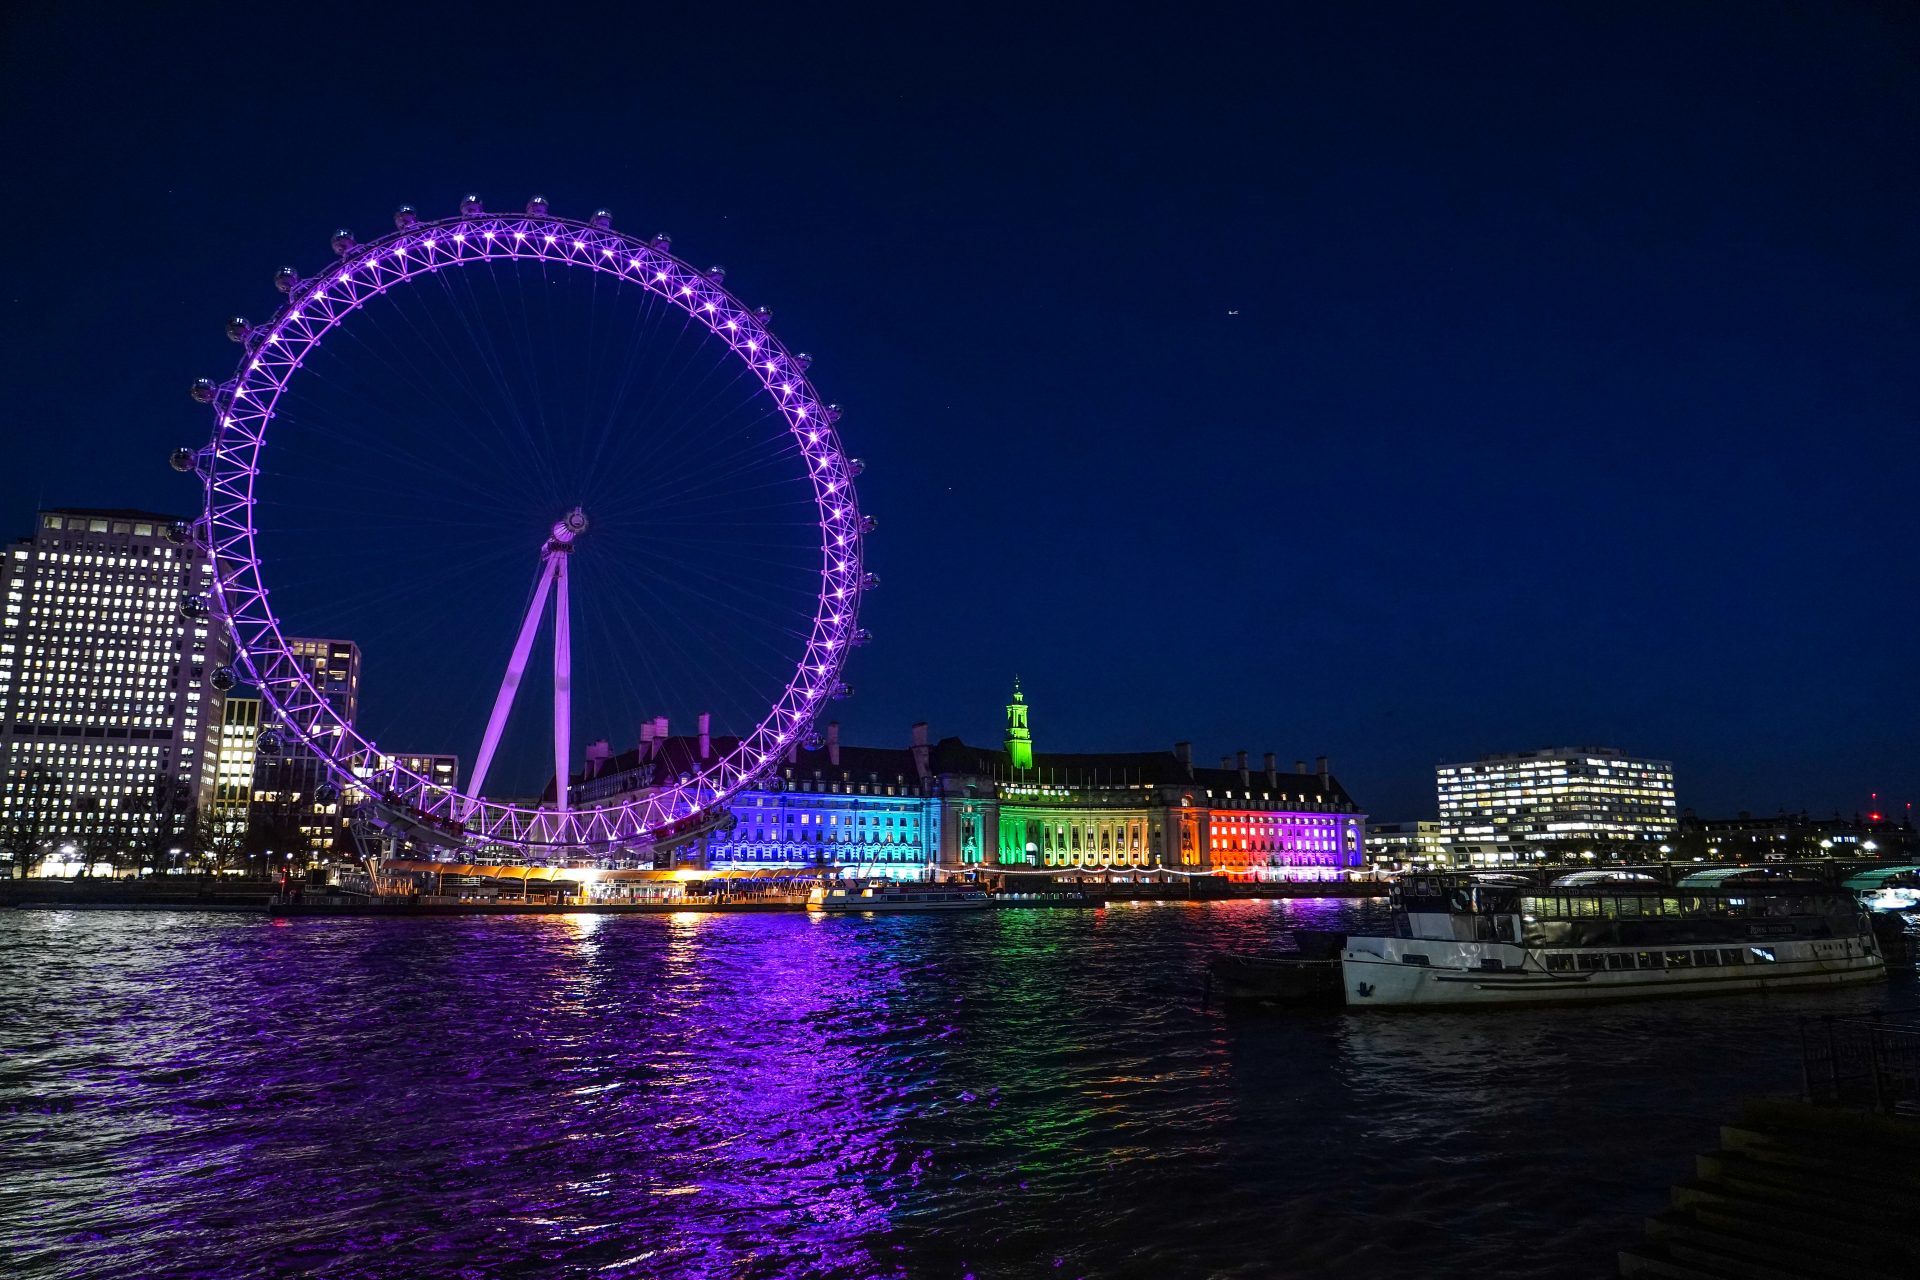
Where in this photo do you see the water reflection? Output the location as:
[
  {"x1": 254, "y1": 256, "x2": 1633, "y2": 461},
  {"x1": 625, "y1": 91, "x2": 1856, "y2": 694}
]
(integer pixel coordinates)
[{"x1": 0, "y1": 904, "x2": 1903, "y2": 1280}]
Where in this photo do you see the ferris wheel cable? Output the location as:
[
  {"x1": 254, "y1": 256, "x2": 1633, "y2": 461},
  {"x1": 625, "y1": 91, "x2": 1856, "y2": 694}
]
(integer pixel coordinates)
[
  {"x1": 606, "y1": 350, "x2": 784, "y2": 482},
  {"x1": 579, "y1": 262, "x2": 680, "y2": 485},
  {"x1": 429, "y1": 266, "x2": 569, "y2": 489},
  {"x1": 578, "y1": 537, "x2": 822, "y2": 634},
  {"x1": 582, "y1": 558, "x2": 820, "y2": 651},
  {"x1": 278, "y1": 338, "x2": 554, "y2": 517},
  {"x1": 580, "y1": 572, "x2": 817, "y2": 697},
  {"x1": 457, "y1": 257, "x2": 570, "y2": 509},
  {"x1": 599, "y1": 317, "x2": 754, "y2": 480},
  {"x1": 580, "y1": 574, "x2": 798, "y2": 740},
  {"x1": 395, "y1": 269, "x2": 567, "y2": 495},
  {"x1": 600, "y1": 468, "x2": 812, "y2": 531},
  {"x1": 373, "y1": 271, "x2": 572, "y2": 510},
  {"x1": 252, "y1": 414, "x2": 534, "y2": 511},
  {"x1": 598, "y1": 413, "x2": 809, "y2": 513}
]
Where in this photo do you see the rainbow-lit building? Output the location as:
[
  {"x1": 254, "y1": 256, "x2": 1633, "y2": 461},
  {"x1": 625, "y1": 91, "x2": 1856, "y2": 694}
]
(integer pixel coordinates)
[{"x1": 568, "y1": 683, "x2": 1365, "y2": 880}]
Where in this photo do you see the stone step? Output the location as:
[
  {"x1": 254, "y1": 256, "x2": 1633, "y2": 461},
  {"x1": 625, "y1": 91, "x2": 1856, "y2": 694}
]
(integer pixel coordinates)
[
  {"x1": 1618, "y1": 1244, "x2": 1750, "y2": 1280},
  {"x1": 1722, "y1": 1124, "x2": 1920, "y2": 1185},
  {"x1": 1661, "y1": 1235, "x2": 1892, "y2": 1280},
  {"x1": 1672, "y1": 1183, "x2": 1920, "y2": 1259},
  {"x1": 1647, "y1": 1211, "x2": 1912, "y2": 1280},
  {"x1": 1695, "y1": 1151, "x2": 1920, "y2": 1215}
]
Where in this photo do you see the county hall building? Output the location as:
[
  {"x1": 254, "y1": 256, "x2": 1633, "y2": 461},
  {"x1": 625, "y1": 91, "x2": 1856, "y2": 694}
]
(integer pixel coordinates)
[{"x1": 567, "y1": 682, "x2": 1365, "y2": 880}]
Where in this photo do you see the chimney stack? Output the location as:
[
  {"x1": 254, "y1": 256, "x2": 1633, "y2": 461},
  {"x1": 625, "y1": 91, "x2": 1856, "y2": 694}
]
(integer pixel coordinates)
[
  {"x1": 1295, "y1": 759, "x2": 1309, "y2": 775},
  {"x1": 911, "y1": 721, "x2": 931, "y2": 780},
  {"x1": 1174, "y1": 741, "x2": 1193, "y2": 778},
  {"x1": 585, "y1": 739, "x2": 611, "y2": 779},
  {"x1": 1236, "y1": 750, "x2": 1250, "y2": 785},
  {"x1": 1316, "y1": 755, "x2": 1329, "y2": 780},
  {"x1": 697, "y1": 712, "x2": 711, "y2": 761},
  {"x1": 1264, "y1": 752, "x2": 1277, "y2": 787},
  {"x1": 827, "y1": 720, "x2": 841, "y2": 767},
  {"x1": 1220, "y1": 755, "x2": 1233, "y2": 770},
  {"x1": 654, "y1": 715, "x2": 669, "y2": 745},
  {"x1": 640, "y1": 720, "x2": 656, "y2": 760}
]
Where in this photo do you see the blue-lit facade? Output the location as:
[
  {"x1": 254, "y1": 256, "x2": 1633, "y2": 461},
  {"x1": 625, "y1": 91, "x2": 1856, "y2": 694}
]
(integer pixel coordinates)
[{"x1": 572, "y1": 689, "x2": 1364, "y2": 880}]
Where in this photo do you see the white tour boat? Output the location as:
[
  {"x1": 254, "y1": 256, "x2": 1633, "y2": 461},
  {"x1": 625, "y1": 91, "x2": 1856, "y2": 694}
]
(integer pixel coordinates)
[
  {"x1": 1342, "y1": 870, "x2": 1885, "y2": 1007},
  {"x1": 808, "y1": 882, "x2": 992, "y2": 913}
]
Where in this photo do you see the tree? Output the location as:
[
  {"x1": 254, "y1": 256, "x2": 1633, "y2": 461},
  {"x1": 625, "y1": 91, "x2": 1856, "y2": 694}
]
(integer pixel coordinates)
[
  {"x1": 244, "y1": 809, "x2": 308, "y2": 878},
  {"x1": 0, "y1": 814, "x2": 47, "y2": 880},
  {"x1": 76, "y1": 815, "x2": 127, "y2": 879},
  {"x1": 0, "y1": 766, "x2": 59, "y2": 878}
]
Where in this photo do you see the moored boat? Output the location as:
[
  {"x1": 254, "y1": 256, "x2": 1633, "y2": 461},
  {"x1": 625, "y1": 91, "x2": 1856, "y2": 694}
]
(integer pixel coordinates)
[
  {"x1": 1342, "y1": 871, "x2": 1886, "y2": 1007},
  {"x1": 1206, "y1": 951, "x2": 1343, "y2": 1004},
  {"x1": 808, "y1": 882, "x2": 992, "y2": 913}
]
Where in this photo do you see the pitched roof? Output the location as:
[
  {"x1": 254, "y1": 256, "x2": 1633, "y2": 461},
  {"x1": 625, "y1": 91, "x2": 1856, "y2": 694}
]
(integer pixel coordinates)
[
  {"x1": 44, "y1": 507, "x2": 185, "y2": 522},
  {"x1": 551, "y1": 731, "x2": 1360, "y2": 810}
]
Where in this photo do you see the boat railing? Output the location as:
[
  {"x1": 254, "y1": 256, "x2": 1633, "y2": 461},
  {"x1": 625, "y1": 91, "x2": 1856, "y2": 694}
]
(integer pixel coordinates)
[{"x1": 1799, "y1": 1007, "x2": 1920, "y2": 1115}]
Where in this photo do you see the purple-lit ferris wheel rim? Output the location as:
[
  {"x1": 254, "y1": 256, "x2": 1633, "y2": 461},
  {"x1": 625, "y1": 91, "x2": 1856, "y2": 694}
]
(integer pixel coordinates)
[{"x1": 198, "y1": 206, "x2": 866, "y2": 850}]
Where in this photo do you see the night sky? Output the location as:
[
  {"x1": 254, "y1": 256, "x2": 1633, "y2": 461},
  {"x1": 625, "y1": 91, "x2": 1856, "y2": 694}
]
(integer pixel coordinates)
[{"x1": 3, "y1": 2, "x2": 1914, "y2": 821}]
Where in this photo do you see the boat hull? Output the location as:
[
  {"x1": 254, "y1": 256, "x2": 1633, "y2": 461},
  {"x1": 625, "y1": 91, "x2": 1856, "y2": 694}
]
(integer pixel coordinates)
[
  {"x1": 813, "y1": 900, "x2": 990, "y2": 913},
  {"x1": 1342, "y1": 940, "x2": 1886, "y2": 1007}
]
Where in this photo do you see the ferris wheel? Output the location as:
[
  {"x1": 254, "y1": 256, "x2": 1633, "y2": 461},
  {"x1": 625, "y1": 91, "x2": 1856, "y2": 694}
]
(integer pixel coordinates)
[{"x1": 176, "y1": 195, "x2": 872, "y2": 855}]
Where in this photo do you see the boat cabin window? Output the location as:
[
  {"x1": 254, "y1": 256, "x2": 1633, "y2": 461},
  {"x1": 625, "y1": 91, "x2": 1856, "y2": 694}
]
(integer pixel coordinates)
[
  {"x1": 1546, "y1": 954, "x2": 1573, "y2": 972},
  {"x1": 1636, "y1": 951, "x2": 1661, "y2": 970},
  {"x1": 1749, "y1": 947, "x2": 1777, "y2": 963},
  {"x1": 1665, "y1": 950, "x2": 1693, "y2": 968},
  {"x1": 1719, "y1": 948, "x2": 1744, "y2": 965},
  {"x1": 1605, "y1": 953, "x2": 1633, "y2": 970},
  {"x1": 1400, "y1": 953, "x2": 1430, "y2": 966},
  {"x1": 1576, "y1": 954, "x2": 1606, "y2": 971}
]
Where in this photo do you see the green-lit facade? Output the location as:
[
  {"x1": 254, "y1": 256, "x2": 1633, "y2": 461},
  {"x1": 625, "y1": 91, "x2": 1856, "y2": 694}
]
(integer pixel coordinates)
[{"x1": 574, "y1": 685, "x2": 1365, "y2": 879}]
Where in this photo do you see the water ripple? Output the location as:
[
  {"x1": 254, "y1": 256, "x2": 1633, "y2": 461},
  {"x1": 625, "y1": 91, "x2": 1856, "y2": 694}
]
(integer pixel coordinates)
[{"x1": 0, "y1": 903, "x2": 1903, "y2": 1279}]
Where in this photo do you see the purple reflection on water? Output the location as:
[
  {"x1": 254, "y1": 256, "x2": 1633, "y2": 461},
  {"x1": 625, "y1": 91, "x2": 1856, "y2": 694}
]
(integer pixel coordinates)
[{"x1": 0, "y1": 900, "x2": 1894, "y2": 1280}]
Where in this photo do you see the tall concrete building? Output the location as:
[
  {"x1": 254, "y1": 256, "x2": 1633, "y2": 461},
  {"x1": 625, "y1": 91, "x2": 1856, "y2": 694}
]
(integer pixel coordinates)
[
  {"x1": 1437, "y1": 747, "x2": 1678, "y2": 849},
  {"x1": 0, "y1": 508, "x2": 227, "y2": 852},
  {"x1": 250, "y1": 638, "x2": 361, "y2": 855}
]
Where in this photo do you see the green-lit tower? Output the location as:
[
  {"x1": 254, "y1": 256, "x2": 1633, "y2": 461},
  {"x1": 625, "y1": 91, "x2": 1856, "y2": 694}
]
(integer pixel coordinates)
[{"x1": 1005, "y1": 676, "x2": 1034, "y2": 771}]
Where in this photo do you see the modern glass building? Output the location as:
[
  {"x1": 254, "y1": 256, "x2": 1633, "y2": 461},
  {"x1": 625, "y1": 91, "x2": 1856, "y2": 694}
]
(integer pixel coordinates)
[
  {"x1": 1437, "y1": 747, "x2": 1678, "y2": 848},
  {"x1": 0, "y1": 508, "x2": 227, "y2": 854},
  {"x1": 212, "y1": 695, "x2": 261, "y2": 839}
]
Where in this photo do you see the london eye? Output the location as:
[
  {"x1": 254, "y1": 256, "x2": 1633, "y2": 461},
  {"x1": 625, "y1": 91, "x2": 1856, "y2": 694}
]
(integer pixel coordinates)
[{"x1": 177, "y1": 196, "x2": 871, "y2": 857}]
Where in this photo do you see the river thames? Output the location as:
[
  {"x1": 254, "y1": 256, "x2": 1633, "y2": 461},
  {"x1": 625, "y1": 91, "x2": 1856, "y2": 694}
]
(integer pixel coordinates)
[{"x1": 0, "y1": 900, "x2": 1903, "y2": 1279}]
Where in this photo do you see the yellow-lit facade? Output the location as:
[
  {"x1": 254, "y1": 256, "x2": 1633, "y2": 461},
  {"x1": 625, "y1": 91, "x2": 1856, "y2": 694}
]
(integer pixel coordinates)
[{"x1": 213, "y1": 696, "x2": 260, "y2": 838}]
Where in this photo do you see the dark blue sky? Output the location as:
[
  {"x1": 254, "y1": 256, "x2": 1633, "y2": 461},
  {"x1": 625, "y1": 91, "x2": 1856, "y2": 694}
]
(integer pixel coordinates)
[{"x1": 3, "y1": 2, "x2": 1915, "y2": 820}]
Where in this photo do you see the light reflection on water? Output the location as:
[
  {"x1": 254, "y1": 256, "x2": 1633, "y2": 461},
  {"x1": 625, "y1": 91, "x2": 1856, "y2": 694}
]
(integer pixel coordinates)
[{"x1": 0, "y1": 901, "x2": 1903, "y2": 1279}]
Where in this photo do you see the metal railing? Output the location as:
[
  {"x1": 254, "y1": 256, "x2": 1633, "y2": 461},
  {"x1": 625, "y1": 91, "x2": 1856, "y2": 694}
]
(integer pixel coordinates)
[{"x1": 1800, "y1": 1008, "x2": 1920, "y2": 1113}]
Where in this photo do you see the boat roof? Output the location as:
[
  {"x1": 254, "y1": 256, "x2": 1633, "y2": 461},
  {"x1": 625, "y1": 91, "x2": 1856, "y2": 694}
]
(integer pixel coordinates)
[
  {"x1": 1666, "y1": 871, "x2": 1843, "y2": 890},
  {"x1": 1841, "y1": 864, "x2": 1920, "y2": 890},
  {"x1": 1550, "y1": 870, "x2": 1659, "y2": 888}
]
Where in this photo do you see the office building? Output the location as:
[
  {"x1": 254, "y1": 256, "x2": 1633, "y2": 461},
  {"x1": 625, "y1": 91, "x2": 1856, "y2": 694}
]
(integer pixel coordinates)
[
  {"x1": 0, "y1": 508, "x2": 227, "y2": 853},
  {"x1": 249, "y1": 638, "x2": 360, "y2": 856},
  {"x1": 212, "y1": 695, "x2": 261, "y2": 839},
  {"x1": 1366, "y1": 819, "x2": 1450, "y2": 870},
  {"x1": 1437, "y1": 747, "x2": 1677, "y2": 849}
]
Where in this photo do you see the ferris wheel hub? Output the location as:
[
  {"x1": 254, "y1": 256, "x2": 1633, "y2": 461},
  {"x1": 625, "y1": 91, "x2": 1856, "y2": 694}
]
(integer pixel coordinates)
[{"x1": 548, "y1": 506, "x2": 589, "y2": 550}]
